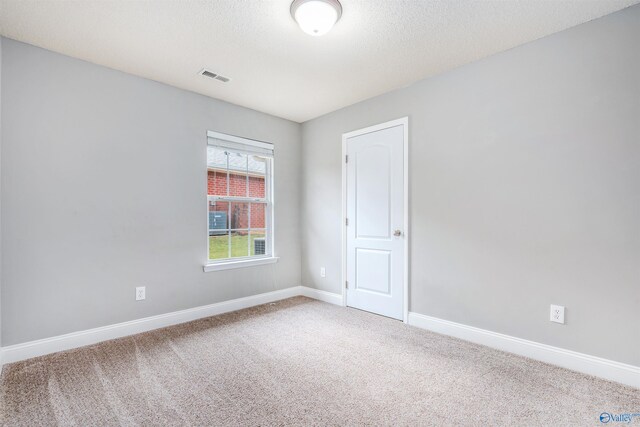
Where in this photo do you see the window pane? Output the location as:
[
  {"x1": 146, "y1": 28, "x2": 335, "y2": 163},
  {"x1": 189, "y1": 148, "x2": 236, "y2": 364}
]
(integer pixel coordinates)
[
  {"x1": 250, "y1": 203, "x2": 266, "y2": 229},
  {"x1": 230, "y1": 230, "x2": 249, "y2": 258},
  {"x1": 250, "y1": 230, "x2": 267, "y2": 256},
  {"x1": 248, "y1": 155, "x2": 267, "y2": 198},
  {"x1": 230, "y1": 202, "x2": 249, "y2": 229},
  {"x1": 209, "y1": 232, "x2": 230, "y2": 260},
  {"x1": 207, "y1": 147, "x2": 229, "y2": 197},
  {"x1": 228, "y1": 151, "x2": 249, "y2": 197},
  {"x1": 207, "y1": 136, "x2": 273, "y2": 263},
  {"x1": 208, "y1": 200, "x2": 229, "y2": 234}
]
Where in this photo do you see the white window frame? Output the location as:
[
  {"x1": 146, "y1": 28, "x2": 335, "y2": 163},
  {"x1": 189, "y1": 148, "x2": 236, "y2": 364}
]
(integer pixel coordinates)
[{"x1": 204, "y1": 131, "x2": 277, "y2": 272}]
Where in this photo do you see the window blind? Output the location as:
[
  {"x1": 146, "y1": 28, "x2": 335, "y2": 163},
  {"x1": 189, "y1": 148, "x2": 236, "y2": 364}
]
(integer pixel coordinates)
[{"x1": 207, "y1": 131, "x2": 274, "y2": 157}]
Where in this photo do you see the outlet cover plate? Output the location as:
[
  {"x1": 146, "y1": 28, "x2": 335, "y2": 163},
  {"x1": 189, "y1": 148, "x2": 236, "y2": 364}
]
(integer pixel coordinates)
[
  {"x1": 136, "y1": 286, "x2": 146, "y2": 301},
  {"x1": 320, "y1": 267, "x2": 326, "y2": 278},
  {"x1": 550, "y1": 304, "x2": 565, "y2": 324}
]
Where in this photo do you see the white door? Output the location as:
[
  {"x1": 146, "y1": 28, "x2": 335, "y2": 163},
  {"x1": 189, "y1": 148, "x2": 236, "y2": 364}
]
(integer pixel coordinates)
[{"x1": 344, "y1": 119, "x2": 407, "y2": 320}]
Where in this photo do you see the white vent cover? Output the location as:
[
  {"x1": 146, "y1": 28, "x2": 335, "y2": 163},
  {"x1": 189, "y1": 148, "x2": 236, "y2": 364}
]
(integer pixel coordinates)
[{"x1": 199, "y1": 68, "x2": 231, "y2": 83}]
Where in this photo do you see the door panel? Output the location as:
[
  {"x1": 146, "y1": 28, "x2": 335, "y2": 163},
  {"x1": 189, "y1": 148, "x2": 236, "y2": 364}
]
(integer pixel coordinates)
[
  {"x1": 355, "y1": 145, "x2": 391, "y2": 239},
  {"x1": 346, "y1": 123, "x2": 405, "y2": 320},
  {"x1": 356, "y1": 249, "x2": 391, "y2": 295}
]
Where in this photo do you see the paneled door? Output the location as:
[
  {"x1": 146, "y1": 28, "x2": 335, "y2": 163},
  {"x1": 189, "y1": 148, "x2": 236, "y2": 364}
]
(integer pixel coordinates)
[{"x1": 344, "y1": 118, "x2": 407, "y2": 320}]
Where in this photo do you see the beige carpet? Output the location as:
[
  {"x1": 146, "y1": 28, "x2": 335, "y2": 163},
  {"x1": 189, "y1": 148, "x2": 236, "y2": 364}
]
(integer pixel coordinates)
[{"x1": 1, "y1": 297, "x2": 638, "y2": 426}]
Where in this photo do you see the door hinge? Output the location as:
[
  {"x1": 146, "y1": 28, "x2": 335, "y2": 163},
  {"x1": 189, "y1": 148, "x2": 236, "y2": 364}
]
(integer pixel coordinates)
[
  {"x1": 345, "y1": 280, "x2": 349, "y2": 289},
  {"x1": 345, "y1": 154, "x2": 349, "y2": 163},
  {"x1": 345, "y1": 218, "x2": 349, "y2": 226}
]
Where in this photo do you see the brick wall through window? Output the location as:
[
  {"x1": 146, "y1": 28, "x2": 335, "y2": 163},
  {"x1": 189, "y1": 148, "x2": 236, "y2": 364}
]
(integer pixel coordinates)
[{"x1": 208, "y1": 170, "x2": 266, "y2": 229}]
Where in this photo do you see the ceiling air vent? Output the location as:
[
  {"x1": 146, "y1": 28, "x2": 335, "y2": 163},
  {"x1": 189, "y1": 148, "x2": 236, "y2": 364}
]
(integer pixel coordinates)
[{"x1": 199, "y1": 69, "x2": 231, "y2": 83}]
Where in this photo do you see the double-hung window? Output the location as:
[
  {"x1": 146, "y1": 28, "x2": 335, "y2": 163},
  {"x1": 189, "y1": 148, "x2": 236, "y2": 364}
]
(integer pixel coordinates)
[{"x1": 205, "y1": 131, "x2": 275, "y2": 271}]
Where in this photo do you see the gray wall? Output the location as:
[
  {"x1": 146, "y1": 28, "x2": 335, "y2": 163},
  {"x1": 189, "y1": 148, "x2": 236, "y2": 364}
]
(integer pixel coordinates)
[
  {"x1": 1, "y1": 38, "x2": 301, "y2": 346},
  {"x1": 301, "y1": 5, "x2": 640, "y2": 365}
]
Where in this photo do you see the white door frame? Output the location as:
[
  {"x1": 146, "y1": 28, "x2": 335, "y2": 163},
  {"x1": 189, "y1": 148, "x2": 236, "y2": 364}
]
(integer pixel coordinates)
[{"x1": 341, "y1": 117, "x2": 409, "y2": 323}]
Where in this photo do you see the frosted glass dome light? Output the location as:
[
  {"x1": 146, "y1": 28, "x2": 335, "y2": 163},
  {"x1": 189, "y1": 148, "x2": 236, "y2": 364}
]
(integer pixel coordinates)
[{"x1": 291, "y1": 0, "x2": 342, "y2": 37}]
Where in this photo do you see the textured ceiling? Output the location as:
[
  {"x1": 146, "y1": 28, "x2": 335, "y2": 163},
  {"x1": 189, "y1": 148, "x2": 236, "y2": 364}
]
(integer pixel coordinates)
[{"x1": 0, "y1": 0, "x2": 638, "y2": 122}]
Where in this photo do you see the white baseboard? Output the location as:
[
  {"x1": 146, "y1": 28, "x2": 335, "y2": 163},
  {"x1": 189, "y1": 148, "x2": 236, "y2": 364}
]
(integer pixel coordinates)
[
  {"x1": 0, "y1": 286, "x2": 342, "y2": 368},
  {"x1": 3, "y1": 289, "x2": 634, "y2": 390},
  {"x1": 300, "y1": 286, "x2": 343, "y2": 306},
  {"x1": 1, "y1": 286, "x2": 309, "y2": 367},
  {"x1": 407, "y1": 312, "x2": 639, "y2": 389}
]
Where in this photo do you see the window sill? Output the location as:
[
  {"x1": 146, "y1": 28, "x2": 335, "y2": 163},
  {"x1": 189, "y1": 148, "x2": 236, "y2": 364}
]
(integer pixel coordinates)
[{"x1": 203, "y1": 257, "x2": 279, "y2": 272}]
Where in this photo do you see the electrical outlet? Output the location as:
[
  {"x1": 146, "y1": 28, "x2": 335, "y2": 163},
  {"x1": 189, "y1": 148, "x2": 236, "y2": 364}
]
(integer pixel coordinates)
[
  {"x1": 320, "y1": 267, "x2": 326, "y2": 278},
  {"x1": 550, "y1": 304, "x2": 565, "y2": 324},
  {"x1": 136, "y1": 286, "x2": 146, "y2": 301}
]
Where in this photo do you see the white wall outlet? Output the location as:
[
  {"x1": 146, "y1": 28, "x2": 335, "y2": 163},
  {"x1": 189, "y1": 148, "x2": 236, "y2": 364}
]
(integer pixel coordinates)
[
  {"x1": 136, "y1": 286, "x2": 146, "y2": 301},
  {"x1": 320, "y1": 267, "x2": 326, "y2": 278},
  {"x1": 550, "y1": 304, "x2": 565, "y2": 324}
]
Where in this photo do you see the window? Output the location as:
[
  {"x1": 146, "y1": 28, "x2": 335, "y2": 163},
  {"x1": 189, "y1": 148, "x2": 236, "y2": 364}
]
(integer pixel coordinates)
[{"x1": 205, "y1": 131, "x2": 276, "y2": 271}]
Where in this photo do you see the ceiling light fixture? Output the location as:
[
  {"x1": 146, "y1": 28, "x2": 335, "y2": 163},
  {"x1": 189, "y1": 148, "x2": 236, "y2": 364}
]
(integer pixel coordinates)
[{"x1": 290, "y1": 0, "x2": 342, "y2": 37}]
